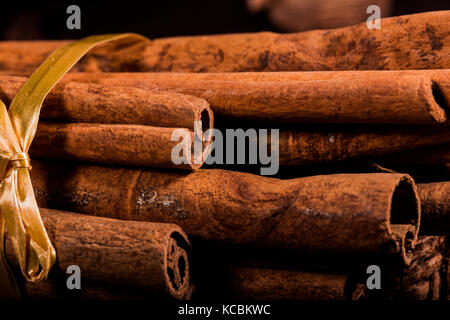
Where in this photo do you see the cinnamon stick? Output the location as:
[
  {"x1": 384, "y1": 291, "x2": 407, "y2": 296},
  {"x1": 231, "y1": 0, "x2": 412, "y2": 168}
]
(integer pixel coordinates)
[
  {"x1": 30, "y1": 123, "x2": 212, "y2": 170},
  {"x1": 0, "y1": 11, "x2": 448, "y2": 73},
  {"x1": 58, "y1": 70, "x2": 450, "y2": 124},
  {"x1": 6, "y1": 208, "x2": 192, "y2": 300},
  {"x1": 417, "y1": 182, "x2": 450, "y2": 236},
  {"x1": 0, "y1": 75, "x2": 213, "y2": 136},
  {"x1": 1, "y1": 70, "x2": 447, "y2": 124},
  {"x1": 30, "y1": 161, "x2": 420, "y2": 263},
  {"x1": 224, "y1": 267, "x2": 366, "y2": 300},
  {"x1": 275, "y1": 125, "x2": 450, "y2": 167}
]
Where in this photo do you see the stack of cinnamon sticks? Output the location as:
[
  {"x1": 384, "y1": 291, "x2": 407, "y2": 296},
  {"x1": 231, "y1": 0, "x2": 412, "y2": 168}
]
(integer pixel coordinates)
[{"x1": 1, "y1": 10, "x2": 448, "y2": 300}]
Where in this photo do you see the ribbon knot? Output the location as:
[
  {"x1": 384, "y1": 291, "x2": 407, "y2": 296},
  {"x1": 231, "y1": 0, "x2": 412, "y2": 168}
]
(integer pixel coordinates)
[
  {"x1": 9, "y1": 152, "x2": 31, "y2": 169},
  {"x1": 0, "y1": 33, "x2": 146, "y2": 300}
]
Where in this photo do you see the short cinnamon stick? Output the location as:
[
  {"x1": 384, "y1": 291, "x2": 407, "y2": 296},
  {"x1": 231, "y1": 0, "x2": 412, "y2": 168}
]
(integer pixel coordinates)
[
  {"x1": 417, "y1": 182, "x2": 450, "y2": 236},
  {"x1": 30, "y1": 123, "x2": 212, "y2": 170},
  {"x1": 6, "y1": 208, "x2": 192, "y2": 300},
  {"x1": 0, "y1": 75, "x2": 213, "y2": 136},
  {"x1": 30, "y1": 161, "x2": 420, "y2": 263},
  {"x1": 0, "y1": 11, "x2": 448, "y2": 72},
  {"x1": 59, "y1": 69, "x2": 450, "y2": 124}
]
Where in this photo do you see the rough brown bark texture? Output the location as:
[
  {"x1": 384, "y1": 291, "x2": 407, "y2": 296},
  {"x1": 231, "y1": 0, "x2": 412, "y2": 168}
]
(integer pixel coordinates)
[
  {"x1": 30, "y1": 161, "x2": 420, "y2": 263},
  {"x1": 6, "y1": 208, "x2": 192, "y2": 300},
  {"x1": 102, "y1": 69, "x2": 448, "y2": 82},
  {"x1": 30, "y1": 123, "x2": 211, "y2": 170},
  {"x1": 375, "y1": 143, "x2": 450, "y2": 167},
  {"x1": 0, "y1": 11, "x2": 448, "y2": 73},
  {"x1": 275, "y1": 125, "x2": 450, "y2": 167},
  {"x1": 417, "y1": 182, "x2": 450, "y2": 236},
  {"x1": 0, "y1": 75, "x2": 213, "y2": 134},
  {"x1": 59, "y1": 70, "x2": 450, "y2": 124},
  {"x1": 382, "y1": 236, "x2": 446, "y2": 300},
  {"x1": 446, "y1": 238, "x2": 450, "y2": 300},
  {"x1": 224, "y1": 267, "x2": 366, "y2": 300}
]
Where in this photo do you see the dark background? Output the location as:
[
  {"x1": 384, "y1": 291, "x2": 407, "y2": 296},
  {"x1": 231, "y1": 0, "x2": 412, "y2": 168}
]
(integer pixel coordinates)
[{"x1": 0, "y1": 0, "x2": 449, "y2": 40}]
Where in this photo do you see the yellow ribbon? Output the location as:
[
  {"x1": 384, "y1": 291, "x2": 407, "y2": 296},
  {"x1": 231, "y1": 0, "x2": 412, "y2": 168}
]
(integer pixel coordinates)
[{"x1": 0, "y1": 33, "x2": 147, "y2": 299}]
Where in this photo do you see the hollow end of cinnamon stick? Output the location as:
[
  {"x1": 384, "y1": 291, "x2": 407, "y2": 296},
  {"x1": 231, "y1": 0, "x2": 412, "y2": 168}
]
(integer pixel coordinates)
[
  {"x1": 390, "y1": 225, "x2": 416, "y2": 266},
  {"x1": 19, "y1": 232, "x2": 192, "y2": 301},
  {"x1": 191, "y1": 106, "x2": 214, "y2": 170},
  {"x1": 164, "y1": 232, "x2": 191, "y2": 300},
  {"x1": 426, "y1": 80, "x2": 449, "y2": 123},
  {"x1": 388, "y1": 175, "x2": 421, "y2": 264},
  {"x1": 194, "y1": 102, "x2": 214, "y2": 140}
]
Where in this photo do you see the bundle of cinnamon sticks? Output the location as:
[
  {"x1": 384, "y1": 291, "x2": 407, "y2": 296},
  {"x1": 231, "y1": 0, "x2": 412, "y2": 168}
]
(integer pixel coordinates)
[{"x1": 1, "y1": 10, "x2": 449, "y2": 300}]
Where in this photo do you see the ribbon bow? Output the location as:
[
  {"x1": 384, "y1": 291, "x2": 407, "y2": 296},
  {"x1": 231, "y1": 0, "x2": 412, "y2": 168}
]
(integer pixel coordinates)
[{"x1": 0, "y1": 33, "x2": 147, "y2": 299}]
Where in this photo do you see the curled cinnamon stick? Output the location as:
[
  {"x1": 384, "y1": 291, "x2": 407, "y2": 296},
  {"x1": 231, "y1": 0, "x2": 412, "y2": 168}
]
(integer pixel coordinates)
[
  {"x1": 0, "y1": 75, "x2": 213, "y2": 137},
  {"x1": 417, "y1": 182, "x2": 450, "y2": 236},
  {"x1": 58, "y1": 70, "x2": 450, "y2": 124},
  {"x1": 0, "y1": 11, "x2": 448, "y2": 73},
  {"x1": 224, "y1": 267, "x2": 366, "y2": 300},
  {"x1": 30, "y1": 161, "x2": 420, "y2": 264},
  {"x1": 6, "y1": 208, "x2": 192, "y2": 300},
  {"x1": 30, "y1": 123, "x2": 212, "y2": 170}
]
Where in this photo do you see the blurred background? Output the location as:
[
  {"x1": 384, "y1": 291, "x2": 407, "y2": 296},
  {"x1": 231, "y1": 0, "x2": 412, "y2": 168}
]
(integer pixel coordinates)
[{"x1": 0, "y1": 0, "x2": 449, "y2": 40}]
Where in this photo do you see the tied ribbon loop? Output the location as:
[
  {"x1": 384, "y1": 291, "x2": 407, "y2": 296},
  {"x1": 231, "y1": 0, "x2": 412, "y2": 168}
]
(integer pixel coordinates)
[
  {"x1": 0, "y1": 33, "x2": 148, "y2": 300},
  {"x1": 0, "y1": 97, "x2": 57, "y2": 298},
  {"x1": 9, "y1": 153, "x2": 31, "y2": 169}
]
